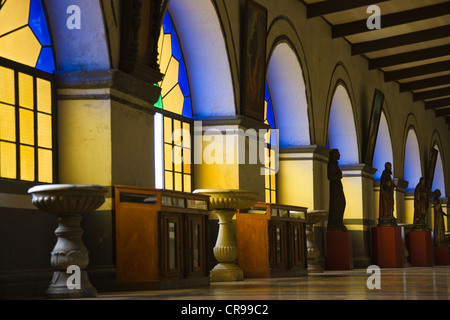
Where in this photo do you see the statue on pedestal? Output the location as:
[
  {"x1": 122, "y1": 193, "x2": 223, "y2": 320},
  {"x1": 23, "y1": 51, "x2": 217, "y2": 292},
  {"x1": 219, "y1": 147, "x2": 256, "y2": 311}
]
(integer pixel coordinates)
[
  {"x1": 432, "y1": 189, "x2": 448, "y2": 246},
  {"x1": 378, "y1": 162, "x2": 397, "y2": 226},
  {"x1": 413, "y1": 177, "x2": 429, "y2": 230},
  {"x1": 327, "y1": 149, "x2": 347, "y2": 232}
]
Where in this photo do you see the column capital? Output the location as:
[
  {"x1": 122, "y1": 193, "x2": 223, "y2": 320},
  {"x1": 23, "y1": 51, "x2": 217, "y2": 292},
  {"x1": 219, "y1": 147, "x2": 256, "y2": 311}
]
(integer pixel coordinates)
[{"x1": 340, "y1": 164, "x2": 377, "y2": 178}]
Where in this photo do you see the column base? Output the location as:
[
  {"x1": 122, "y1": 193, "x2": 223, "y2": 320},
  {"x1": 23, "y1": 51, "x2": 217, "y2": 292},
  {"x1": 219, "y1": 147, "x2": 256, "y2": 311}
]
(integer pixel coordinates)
[
  {"x1": 434, "y1": 246, "x2": 450, "y2": 265},
  {"x1": 372, "y1": 226, "x2": 404, "y2": 268},
  {"x1": 210, "y1": 263, "x2": 244, "y2": 282},
  {"x1": 46, "y1": 270, "x2": 97, "y2": 299},
  {"x1": 326, "y1": 231, "x2": 353, "y2": 270},
  {"x1": 406, "y1": 231, "x2": 433, "y2": 267}
]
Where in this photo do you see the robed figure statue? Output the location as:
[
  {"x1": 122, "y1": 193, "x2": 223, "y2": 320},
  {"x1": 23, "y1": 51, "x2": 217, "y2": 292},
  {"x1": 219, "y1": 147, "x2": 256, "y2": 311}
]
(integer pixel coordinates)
[
  {"x1": 413, "y1": 177, "x2": 429, "y2": 230},
  {"x1": 327, "y1": 149, "x2": 347, "y2": 232},
  {"x1": 378, "y1": 162, "x2": 397, "y2": 226},
  {"x1": 433, "y1": 189, "x2": 448, "y2": 246}
]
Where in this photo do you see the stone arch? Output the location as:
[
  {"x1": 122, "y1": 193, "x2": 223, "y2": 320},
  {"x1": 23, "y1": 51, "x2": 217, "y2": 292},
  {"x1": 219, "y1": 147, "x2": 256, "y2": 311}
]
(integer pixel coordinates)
[
  {"x1": 403, "y1": 125, "x2": 422, "y2": 192},
  {"x1": 266, "y1": 41, "x2": 310, "y2": 147},
  {"x1": 430, "y1": 131, "x2": 446, "y2": 196},
  {"x1": 372, "y1": 109, "x2": 394, "y2": 181},
  {"x1": 326, "y1": 80, "x2": 359, "y2": 165},
  {"x1": 166, "y1": 0, "x2": 235, "y2": 117},
  {"x1": 43, "y1": 0, "x2": 110, "y2": 72}
]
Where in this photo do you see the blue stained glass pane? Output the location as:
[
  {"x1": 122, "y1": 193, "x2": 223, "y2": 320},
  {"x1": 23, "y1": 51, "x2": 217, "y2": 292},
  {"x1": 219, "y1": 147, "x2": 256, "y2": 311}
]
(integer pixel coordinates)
[
  {"x1": 171, "y1": 29, "x2": 182, "y2": 61},
  {"x1": 265, "y1": 82, "x2": 270, "y2": 101},
  {"x1": 178, "y1": 58, "x2": 189, "y2": 96},
  {"x1": 182, "y1": 97, "x2": 192, "y2": 118},
  {"x1": 29, "y1": 0, "x2": 51, "y2": 46},
  {"x1": 163, "y1": 12, "x2": 173, "y2": 34},
  {"x1": 266, "y1": 99, "x2": 275, "y2": 129},
  {"x1": 36, "y1": 47, "x2": 55, "y2": 73}
]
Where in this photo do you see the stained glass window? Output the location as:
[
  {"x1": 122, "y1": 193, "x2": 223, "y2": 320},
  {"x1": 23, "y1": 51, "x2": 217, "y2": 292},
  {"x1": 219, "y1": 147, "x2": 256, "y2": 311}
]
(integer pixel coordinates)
[
  {"x1": 0, "y1": 0, "x2": 55, "y2": 183},
  {"x1": 264, "y1": 82, "x2": 277, "y2": 204},
  {"x1": 154, "y1": 12, "x2": 192, "y2": 193}
]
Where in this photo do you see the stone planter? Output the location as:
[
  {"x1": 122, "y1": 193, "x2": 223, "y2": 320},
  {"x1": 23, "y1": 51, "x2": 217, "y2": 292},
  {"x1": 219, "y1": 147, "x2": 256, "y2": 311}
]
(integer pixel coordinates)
[
  {"x1": 28, "y1": 184, "x2": 107, "y2": 299},
  {"x1": 194, "y1": 189, "x2": 258, "y2": 282},
  {"x1": 306, "y1": 210, "x2": 327, "y2": 273}
]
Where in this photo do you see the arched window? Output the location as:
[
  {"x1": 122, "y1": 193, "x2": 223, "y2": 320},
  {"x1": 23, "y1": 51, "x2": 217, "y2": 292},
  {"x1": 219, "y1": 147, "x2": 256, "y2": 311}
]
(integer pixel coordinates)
[
  {"x1": 154, "y1": 12, "x2": 193, "y2": 192},
  {"x1": 264, "y1": 82, "x2": 277, "y2": 203},
  {"x1": 0, "y1": 0, "x2": 55, "y2": 183}
]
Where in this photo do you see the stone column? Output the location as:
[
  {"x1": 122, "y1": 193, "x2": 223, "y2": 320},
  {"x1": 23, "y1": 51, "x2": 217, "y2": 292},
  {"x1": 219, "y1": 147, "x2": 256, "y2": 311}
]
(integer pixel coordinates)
[
  {"x1": 28, "y1": 184, "x2": 107, "y2": 298},
  {"x1": 339, "y1": 164, "x2": 377, "y2": 268}
]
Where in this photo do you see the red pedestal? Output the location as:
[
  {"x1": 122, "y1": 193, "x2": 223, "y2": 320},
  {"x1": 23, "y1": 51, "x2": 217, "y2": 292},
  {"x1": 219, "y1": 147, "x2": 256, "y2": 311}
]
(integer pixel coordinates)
[
  {"x1": 405, "y1": 231, "x2": 433, "y2": 267},
  {"x1": 434, "y1": 246, "x2": 450, "y2": 265},
  {"x1": 326, "y1": 231, "x2": 353, "y2": 270},
  {"x1": 372, "y1": 226, "x2": 404, "y2": 268}
]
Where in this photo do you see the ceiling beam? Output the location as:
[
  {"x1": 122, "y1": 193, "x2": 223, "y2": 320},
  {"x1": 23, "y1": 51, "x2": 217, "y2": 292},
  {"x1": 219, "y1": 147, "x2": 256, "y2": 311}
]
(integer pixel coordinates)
[
  {"x1": 425, "y1": 97, "x2": 450, "y2": 110},
  {"x1": 351, "y1": 25, "x2": 450, "y2": 56},
  {"x1": 400, "y1": 75, "x2": 450, "y2": 93},
  {"x1": 384, "y1": 60, "x2": 450, "y2": 82},
  {"x1": 435, "y1": 108, "x2": 450, "y2": 117},
  {"x1": 332, "y1": 2, "x2": 450, "y2": 38},
  {"x1": 369, "y1": 44, "x2": 450, "y2": 69},
  {"x1": 413, "y1": 87, "x2": 450, "y2": 102},
  {"x1": 307, "y1": 0, "x2": 390, "y2": 18}
]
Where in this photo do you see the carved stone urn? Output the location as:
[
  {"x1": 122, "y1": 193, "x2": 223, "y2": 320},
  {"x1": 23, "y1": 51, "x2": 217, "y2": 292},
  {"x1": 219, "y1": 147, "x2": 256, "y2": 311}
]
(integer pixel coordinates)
[
  {"x1": 306, "y1": 210, "x2": 328, "y2": 273},
  {"x1": 194, "y1": 189, "x2": 258, "y2": 282},
  {"x1": 28, "y1": 184, "x2": 107, "y2": 299}
]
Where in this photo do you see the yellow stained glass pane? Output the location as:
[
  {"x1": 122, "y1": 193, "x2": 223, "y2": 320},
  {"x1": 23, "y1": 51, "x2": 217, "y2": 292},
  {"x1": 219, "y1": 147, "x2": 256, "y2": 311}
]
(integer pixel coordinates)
[
  {"x1": 160, "y1": 58, "x2": 179, "y2": 98},
  {"x1": 0, "y1": 103, "x2": 15, "y2": 141},
  {"x1": 163, "y1": 84, "x2": 183, "y2": 115},
  {"x1": 271, "y1": 173, "x2": 276, "y2": 189},
  {"x1": 37, "y1": 113, "x2": 52, "y2": 148},
  {"x1": 19, "y1": 72, "x2": 34, "y2": 109},
  {"x1": 173, "y1": 146, "x2": 182, "y2": 173},
  {"x1": 265, "y1": 170, "x2": 269, "y2": 188},
  {"x1": 174, "y1": 172, "x2": 182, "y2": 192},
  {"x1": 0, "y1": 141, "x2": 16, "y2": 179},
  {"x1": 36, "y1": 78, "x2": 52, "y2": 113},
  {"x1": 0, "y1": 66, "x2": 15, "y2": 105},
  {"x1": 270, "y1": 149, "x2": 276, "y2": 170},
  {"x1": 38, "y1": 148, "x2": 52, "y2": 183},
  {"x1": 164, "y1": 116, "x2": 172, "y2": 143},
  {"x1": 165, "y1": 171, "x2": 173, "y2": 190},
  {"x1": 159, "y1": 33, "x2": 172, "y2": 76},
  {"x1": 182, "y1": 122, "x2": 191, "y2": 148},
  {"x1": 164, "y1": 143, "x2": 173, "y2": 171},
  {"x1": 265, "y1": 189, "x2": 270, "y2": 203},
  {"x1": 20, "y1": 145, "x2": 34, "y2": 181},
  {"x1": 173, "y1": 119, "x2": 181, "y2": 146},
  {"x1": 183, "y1": 148, "x2": 191, "y2": 173},
  {"x1": 0, "y1": 0, "x2": 30, "y2": 37},
  {"x1": 271, "y1": 191, "x2": 276, "y2": 204},
  {"x1": 19, "y1": 108, "x2": 34, "y2": 145},
  {"x1": 183, "y1": 174, "x2": 191, "y2": 193},
  {"x1": 0, "y1": 27, "x2": 41, "y2": 68}
]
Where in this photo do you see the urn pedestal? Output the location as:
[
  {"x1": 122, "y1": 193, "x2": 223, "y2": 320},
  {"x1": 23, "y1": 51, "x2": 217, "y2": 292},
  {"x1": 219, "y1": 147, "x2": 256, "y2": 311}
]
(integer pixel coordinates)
[
  {"x1": 194, "y1": 189, "x2": 258, "y2": 282},
  {"x1": 305, "y1": 210, "x2": 327, "y2": 273},
  {"x1": 28, "y1": 184, "x2": 107, "y2": 299}
]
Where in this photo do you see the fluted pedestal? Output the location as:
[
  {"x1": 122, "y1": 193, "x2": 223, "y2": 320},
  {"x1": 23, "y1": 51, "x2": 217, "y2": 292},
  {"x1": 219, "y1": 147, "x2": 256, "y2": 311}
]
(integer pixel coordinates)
[
  {"x1": 28, "y1": 184, "x2": 107, "y2": 299},
  {"x1": 194, "y1": 189, "x2": 258, "y2": 282}
]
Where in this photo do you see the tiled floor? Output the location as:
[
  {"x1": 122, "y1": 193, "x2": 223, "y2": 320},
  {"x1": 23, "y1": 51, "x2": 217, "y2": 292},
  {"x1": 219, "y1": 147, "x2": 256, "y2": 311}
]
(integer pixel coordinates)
[{"x1": 90, "y1": 266, "x2": 450, "y2": 300}]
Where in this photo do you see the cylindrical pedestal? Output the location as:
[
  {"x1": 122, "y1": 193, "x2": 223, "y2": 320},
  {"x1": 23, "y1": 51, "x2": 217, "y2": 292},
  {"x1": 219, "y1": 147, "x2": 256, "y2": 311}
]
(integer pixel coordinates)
[
  {"x1": 28, "y1": 184, "x2": 107, "y2": 299},
  {"x1": 306, "y1": 210, "x2": 327, "y2": 273}
]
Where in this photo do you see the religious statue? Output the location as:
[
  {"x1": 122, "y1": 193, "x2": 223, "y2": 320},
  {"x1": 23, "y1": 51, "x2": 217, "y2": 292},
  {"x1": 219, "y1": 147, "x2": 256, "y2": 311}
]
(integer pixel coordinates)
[
  {"x1": 413, "y1": 177, "x2": 429, "y2": 230},
  {"x1": 327, "y1": 149, "x2": 347, "y2": 232},
  {"x1": 432, "y1": 189, "x2": 448, "y2": 246},
  {"x1": 378, "y1": 162, "x2": 397, "y2": 226}
]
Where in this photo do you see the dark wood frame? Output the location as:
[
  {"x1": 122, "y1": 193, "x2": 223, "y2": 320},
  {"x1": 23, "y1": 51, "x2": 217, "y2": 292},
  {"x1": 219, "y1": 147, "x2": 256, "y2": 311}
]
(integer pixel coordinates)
[
  {"x1": 241, "y1": 0, "x2": 267, "y2": 121},
  {"x1": 365, "y1": 89, "x2": 384, "y2": 166}
]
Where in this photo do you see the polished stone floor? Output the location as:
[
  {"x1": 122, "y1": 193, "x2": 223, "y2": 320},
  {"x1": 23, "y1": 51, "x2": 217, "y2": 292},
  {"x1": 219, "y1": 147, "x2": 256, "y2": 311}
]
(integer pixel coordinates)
[{"x1": 91, "y1": 266, "x2": 450, "y2": 300}]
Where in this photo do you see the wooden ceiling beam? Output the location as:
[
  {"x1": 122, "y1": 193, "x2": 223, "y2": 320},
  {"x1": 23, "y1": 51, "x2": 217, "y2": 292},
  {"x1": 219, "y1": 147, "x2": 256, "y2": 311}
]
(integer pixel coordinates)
[
  {"x1": 413, "y1": 87, "x2": 450, "y2": 102},
  {"x1": 384, "y1": 60, "x2": 450, "y2": 82},
  {"x1": 307, "y1": 0, "x2": 390, "y2": 18},
  {"x1": 435, "y1": 108, "x2": 450, "y2": 117},
  {"x1": 351, "y1": 25, "x2": 450, "y2": 56},
  {"x1": 332, "y1": 2, "x2": 450, "y2": 38},
  {"x1": 400, "y1": 75, "x2": 450, "y2": 93},
  {"x1": 369, "y1": 44, "x2": 450, "y2": 69},
  {"x1": 425, "y1": 97, "x2": 450, "y2": 110}
]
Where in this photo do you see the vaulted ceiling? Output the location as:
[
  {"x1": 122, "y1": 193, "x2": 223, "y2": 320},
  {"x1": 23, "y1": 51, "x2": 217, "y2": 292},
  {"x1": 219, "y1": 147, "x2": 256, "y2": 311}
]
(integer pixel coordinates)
[{"x1": 300, "y1": 0, "x2": 450, "y2": 129}]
